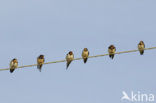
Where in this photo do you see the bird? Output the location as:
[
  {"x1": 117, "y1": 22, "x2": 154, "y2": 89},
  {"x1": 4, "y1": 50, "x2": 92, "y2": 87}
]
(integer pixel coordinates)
[
  {"x1": 82, "y1": 48, "x2": 89, "y2": 63},
  {"x1": 66, "y1": 51, "x2": 74, "y2": 69},
  {"x1": 138, "y1": 41, "x2": 145, "y2": 55},
  {"x1": 37, "y1": 55, "x2": 45, "y2": 72},
  {"x1": 10, "y1": 58, "x2": 18, "y2": 73},
  {"x1": 108, "y1": 45, "x2": 116, "y2": 59}
]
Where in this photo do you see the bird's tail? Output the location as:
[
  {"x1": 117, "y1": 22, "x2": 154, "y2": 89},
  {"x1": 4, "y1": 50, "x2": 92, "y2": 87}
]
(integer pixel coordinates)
[
  {"x1": 66, "y1": 61, "x2": 71, "y2": 70},
  {"x1": 83, "y1": 58, "x2": 88, "y2": 63},
  {"x1": 111, "y1": 54, "x2": 114, "y2": 59},
  {"x1": 37, "y1": 64, "x2": 42, "y2": 72},
  {"x1": 140, "y1": 50, "x2": 144, "y2": 55},
  {"x1": 109, "y1": 54, "x2": 114, "y2": 59},
  {"x1": 10, "y1": 68, "x2": 15, "y2": 73}
]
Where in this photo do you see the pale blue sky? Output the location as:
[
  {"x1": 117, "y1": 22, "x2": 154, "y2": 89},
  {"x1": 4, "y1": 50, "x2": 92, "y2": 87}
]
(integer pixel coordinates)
[{"x1": 0, "y1": 0, "x2": 156, "y2": 103}]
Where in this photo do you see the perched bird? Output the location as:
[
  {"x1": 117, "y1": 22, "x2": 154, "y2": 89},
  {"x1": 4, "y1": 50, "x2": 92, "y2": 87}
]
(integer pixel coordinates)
[
  {"x1": 82, "y1": 48, "x2": 89, "y2": 63},
  {"x1": 108, "y1": 45, "x2": 116, "y2": 59},
  {"x1": 37, "y1": 55, "x2": 45, "y2": 72},
  {"x1": 138, "y1": 41, "x2": 145, "y2": 55},
  {"x1": 10, "y1": 58, "x2": 18, "y2": 73},
  {"x1": 66, "y1": 51, "x2": 74, "y2": 69}
]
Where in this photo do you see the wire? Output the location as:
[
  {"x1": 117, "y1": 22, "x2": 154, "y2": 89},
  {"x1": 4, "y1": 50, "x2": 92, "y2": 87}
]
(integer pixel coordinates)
[{"x1": 0, "y1": 47, "x2": 156, "y2": 71}]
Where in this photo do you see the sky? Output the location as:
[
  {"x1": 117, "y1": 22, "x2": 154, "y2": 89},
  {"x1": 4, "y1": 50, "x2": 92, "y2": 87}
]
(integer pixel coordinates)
[{"x1": 0, "y1": 0, "x2": 156, "y2": 103}]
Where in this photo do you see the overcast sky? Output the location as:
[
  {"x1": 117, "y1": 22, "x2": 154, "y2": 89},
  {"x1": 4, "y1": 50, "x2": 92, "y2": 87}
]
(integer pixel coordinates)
[{"x1": 0, "y1": 0, "x2": 156, "y2": 103}]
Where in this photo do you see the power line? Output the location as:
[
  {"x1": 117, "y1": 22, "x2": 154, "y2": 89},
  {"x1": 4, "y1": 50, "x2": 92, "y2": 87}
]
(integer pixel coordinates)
[{"x1": 0, "y1": 47, "x2": 156, "y2": 71}]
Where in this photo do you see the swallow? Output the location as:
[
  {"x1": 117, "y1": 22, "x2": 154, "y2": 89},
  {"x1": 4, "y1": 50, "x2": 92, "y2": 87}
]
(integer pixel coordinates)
[
  {"x1": 82, "y1": 48, "x2": 89, "y2": 63},
  {"x1": 66, "y1": 51, "x2": 74, "y2": 69},
  {"x1": 10, "y1": 58, "x2": 18, "y2": 73},
  {"x1": 108, "y1": 45, "x2": 116, "y2": 59},
  {"x1": 37, "y1": 55, "x2": 45, "y2": 72},
  {"x1": 138, "y1": 41, "x2": 145, "y2": 55}
]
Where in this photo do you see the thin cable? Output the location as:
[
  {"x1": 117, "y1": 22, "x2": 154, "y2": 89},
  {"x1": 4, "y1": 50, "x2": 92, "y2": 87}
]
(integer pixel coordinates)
[{"x1": 0, "y1": 47, "x2": 156, "y2": 71}]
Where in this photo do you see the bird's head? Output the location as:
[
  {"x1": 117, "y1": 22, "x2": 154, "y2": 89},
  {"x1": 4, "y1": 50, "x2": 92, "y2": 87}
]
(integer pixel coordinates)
[
  {"x1": 39, "y1": 55, "x2": 44, "y2": 59},
  {"x1": 69, "y1": 51, "x2": 73, "y2": 55},
  {"x1": 139, "y1": 41, "x2": 144, "y2": 45},
  {"x1": 13, "y1": 58, "x2": 18, "y2": 63},
  {"x1": 84, "y1": 48, "x2": 88, "y2": 51},
  {"x1": 109, "y1": 45, "x2": 115, "y2": 49}
]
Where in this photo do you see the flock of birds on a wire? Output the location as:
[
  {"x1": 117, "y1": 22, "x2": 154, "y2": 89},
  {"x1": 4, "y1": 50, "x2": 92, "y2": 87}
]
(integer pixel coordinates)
[{"x1": 9, "y1": 41, "x2": 145, "y2": 73}]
